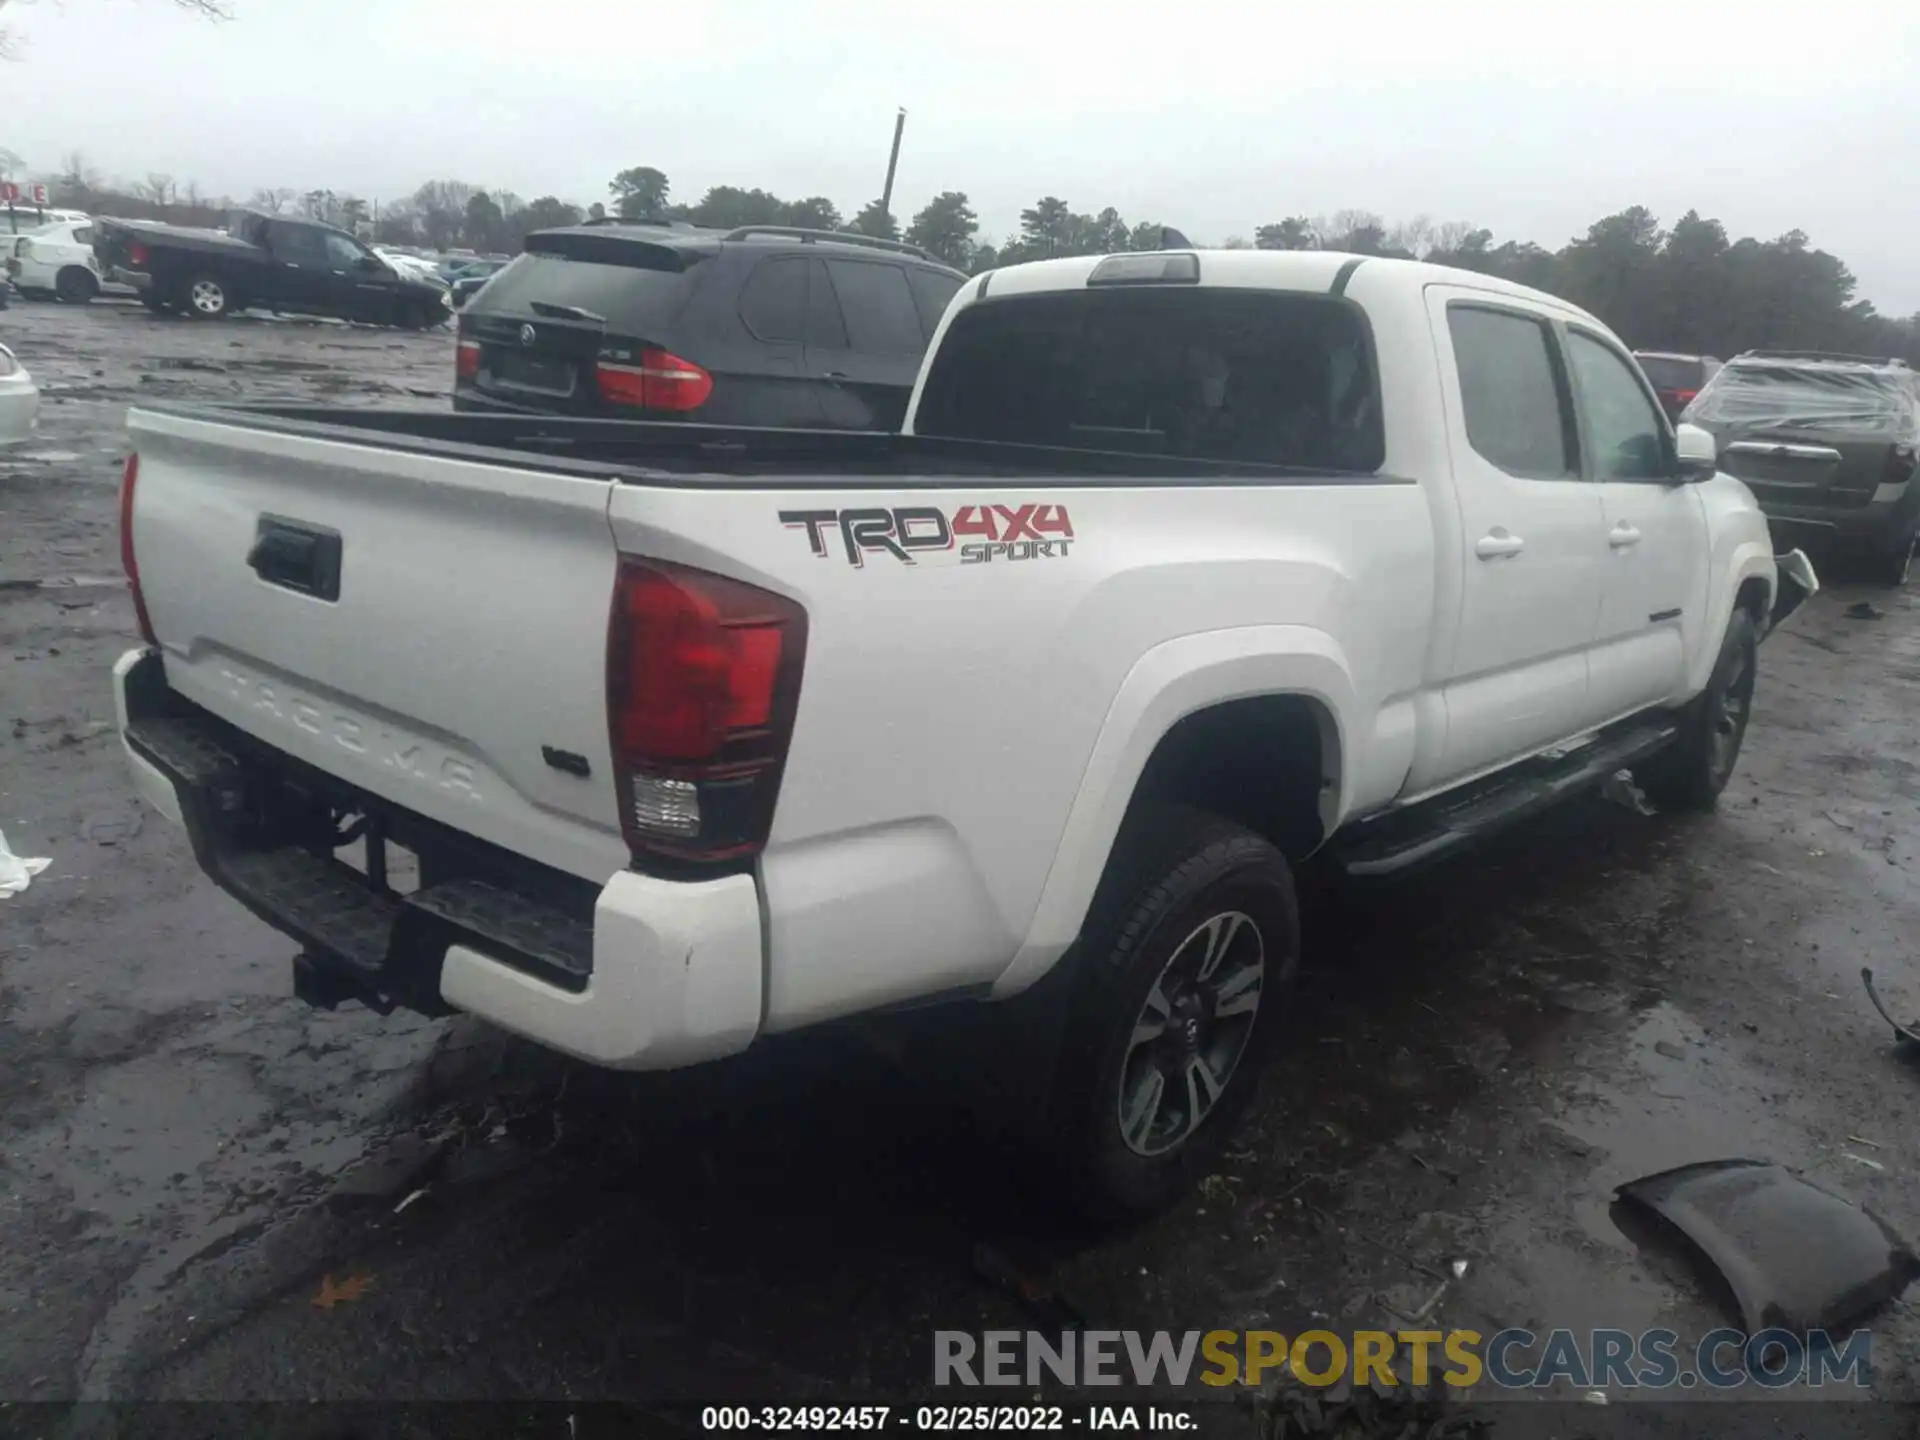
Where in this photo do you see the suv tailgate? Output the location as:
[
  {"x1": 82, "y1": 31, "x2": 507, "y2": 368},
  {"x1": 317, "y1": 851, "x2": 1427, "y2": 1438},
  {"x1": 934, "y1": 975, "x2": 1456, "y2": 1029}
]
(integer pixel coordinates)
[{"x1": 125, "y1": 406, "x2": 628, "y2": 881}]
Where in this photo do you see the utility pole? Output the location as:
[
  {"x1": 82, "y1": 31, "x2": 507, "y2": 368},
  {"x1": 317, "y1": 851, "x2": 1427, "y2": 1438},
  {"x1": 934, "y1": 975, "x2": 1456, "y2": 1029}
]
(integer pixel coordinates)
[{"x1": 879, "y1": 107, "x2": 906, "y2": 224}]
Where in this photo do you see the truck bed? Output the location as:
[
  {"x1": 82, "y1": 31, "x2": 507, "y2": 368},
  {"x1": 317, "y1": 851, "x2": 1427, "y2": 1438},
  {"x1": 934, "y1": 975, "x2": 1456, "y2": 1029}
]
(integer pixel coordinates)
[{"x1": 139, "y1": 403, "x2": 1397, "y2": 486}]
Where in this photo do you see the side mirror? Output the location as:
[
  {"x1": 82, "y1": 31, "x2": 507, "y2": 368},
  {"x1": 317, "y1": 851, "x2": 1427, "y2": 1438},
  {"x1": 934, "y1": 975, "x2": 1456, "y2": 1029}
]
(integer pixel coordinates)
[
  {"x1": 1673, "y1": 422, "x2": 1717, "y2": 481},
  {"x1": 357, "y1": 254, "x2": 385, "y2": 273}
]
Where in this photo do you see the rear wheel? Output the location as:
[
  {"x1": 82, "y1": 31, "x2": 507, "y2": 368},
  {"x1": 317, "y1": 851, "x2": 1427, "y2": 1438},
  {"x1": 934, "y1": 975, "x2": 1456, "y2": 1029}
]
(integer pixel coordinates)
[
  {"x1": 1639, "y1": 608, "x2": 1758, "y2": 811},
  {"x1": 140, "y1": 292, "x2": 173, "y2": 315},
  {"x1": 55, "y1": 267, "x2": 99, "y2": 304},
  {"x1": 1048, "y1": 806, "x2": 1299, "y2": 1220},
  {"x1": 179, "y1": 273, "x2": 231, "y2": 319}
]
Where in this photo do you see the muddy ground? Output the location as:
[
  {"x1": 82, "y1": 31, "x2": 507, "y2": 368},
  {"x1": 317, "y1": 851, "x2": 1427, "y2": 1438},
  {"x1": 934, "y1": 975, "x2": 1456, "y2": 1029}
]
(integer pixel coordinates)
[{"x1": 3, "y1": 297, "x2": 1920, "y2": 1437}]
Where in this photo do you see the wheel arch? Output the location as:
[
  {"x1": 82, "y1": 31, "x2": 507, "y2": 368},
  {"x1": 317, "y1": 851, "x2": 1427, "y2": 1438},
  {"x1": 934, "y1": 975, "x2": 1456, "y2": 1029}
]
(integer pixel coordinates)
[{"x1": 992, "y1": 625, "x2": 1354, "y2": 999}]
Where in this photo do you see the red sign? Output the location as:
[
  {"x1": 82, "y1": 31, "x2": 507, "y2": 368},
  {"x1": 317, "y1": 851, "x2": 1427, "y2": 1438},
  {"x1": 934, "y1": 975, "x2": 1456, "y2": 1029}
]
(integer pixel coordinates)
[
  {"x1": 0, "y1": 182, "x2": 18, "y2": 204},
  {"x1": 30, "y1": 183, "x2": 47, "y2": 205}
]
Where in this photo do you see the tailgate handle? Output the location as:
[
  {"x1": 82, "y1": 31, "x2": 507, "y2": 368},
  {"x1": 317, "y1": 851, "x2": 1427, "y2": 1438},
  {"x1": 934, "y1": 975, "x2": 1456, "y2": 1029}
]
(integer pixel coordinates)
[{"x1": 248, "y1": 516, "x2": 342, "y2": 602}]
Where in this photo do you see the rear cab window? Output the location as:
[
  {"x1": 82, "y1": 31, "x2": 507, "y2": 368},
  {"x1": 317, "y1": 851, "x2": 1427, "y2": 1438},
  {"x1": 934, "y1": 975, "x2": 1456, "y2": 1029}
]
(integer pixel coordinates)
[
  {"x1": 469, "y1": 231, "x2": 700, "y2": 334},
  {"x1": 912, "y1": 285, "x2": 1384, "y2": 472}
]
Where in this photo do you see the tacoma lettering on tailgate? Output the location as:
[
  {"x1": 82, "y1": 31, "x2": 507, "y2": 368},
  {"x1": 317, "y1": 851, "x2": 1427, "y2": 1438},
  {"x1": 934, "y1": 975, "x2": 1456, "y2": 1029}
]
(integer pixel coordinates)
[
  {"x1": 218, "y1": 665, "x2": 484, "y2": 801},
  {"x1": 780, "y1": 504, "x2": 1075, "y2": 568}
]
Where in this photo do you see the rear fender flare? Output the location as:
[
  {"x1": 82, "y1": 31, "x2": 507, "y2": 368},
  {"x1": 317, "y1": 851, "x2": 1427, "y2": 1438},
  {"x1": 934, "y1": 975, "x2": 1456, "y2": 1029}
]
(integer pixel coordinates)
[{"x1": 991, "y1": 625, "x2": 1355, "y2": 998}]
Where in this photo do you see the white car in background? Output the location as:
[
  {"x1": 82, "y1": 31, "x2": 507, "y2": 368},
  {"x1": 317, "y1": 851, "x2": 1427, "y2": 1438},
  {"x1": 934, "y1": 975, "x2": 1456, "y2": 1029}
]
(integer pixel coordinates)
[
  {"x1": 7, "y1": 219, "x2": 106, "y2": 303},
  {"x1": 0, "y1": 344, "x2": 39, "y2": 446}
]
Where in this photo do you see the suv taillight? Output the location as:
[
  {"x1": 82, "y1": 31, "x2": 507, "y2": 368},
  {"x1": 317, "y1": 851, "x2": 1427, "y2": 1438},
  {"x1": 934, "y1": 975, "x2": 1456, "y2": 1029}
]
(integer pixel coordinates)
[
  {"x1": 455, "y1": 337, "x2": 480, "y2": 380},
  {"x1": 606, "y1": 559, "x2": 807, "y2": 866},
  {"x1": 595, "y1": 348, "x2": 713, "y2": 412},
  {"x1": 1885, "y1": 444, "x2": 1917, "y2": 488},
  {"x1": 128, "y1": 241, "x2": 149, "y2": 268},
  {"x1": 120, "y1": 453, "x2": 159, "y2": 647}
]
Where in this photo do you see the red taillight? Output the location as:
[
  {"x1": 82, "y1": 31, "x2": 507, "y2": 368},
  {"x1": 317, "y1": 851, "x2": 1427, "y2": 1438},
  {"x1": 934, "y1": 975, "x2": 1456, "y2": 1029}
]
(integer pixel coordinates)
[
  {"x1": 128, "y1": 241, "x2": 149, "y2": 268},
  {"x1": 119, "y1": 453, "x2": 158, "y2": 647},
  {"x1": 595, "y1": 347, "x2": 713, "y2": 412},
  {"x1": 1669, "y1": 388, "x2": 1699, "y2": 407},
  {"x1": 607, "y1": 559, "x2": 806, "y2": 864},
  {"x1": 455, "y1": 337, "x2": 481, "y2": 380}
]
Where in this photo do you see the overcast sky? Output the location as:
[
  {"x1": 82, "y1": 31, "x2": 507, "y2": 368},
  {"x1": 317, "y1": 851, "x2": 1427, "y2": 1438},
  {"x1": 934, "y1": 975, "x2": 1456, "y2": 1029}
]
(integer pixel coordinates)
[{"x1": 5, "y1": 0, "x2": 1918, "y2": 312}]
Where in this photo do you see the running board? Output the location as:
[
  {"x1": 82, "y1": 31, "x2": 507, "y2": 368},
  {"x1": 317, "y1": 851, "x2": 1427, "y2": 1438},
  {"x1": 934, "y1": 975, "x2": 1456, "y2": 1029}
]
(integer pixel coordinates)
[{"x1": 1328, "y1": 718, "x2": 1681, "y2": 881}]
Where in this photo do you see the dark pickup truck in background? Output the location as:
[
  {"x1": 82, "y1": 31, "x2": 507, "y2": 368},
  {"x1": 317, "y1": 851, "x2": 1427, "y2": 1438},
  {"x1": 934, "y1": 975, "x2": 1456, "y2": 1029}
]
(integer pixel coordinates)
[{"x1": 93, "y1": 210, "x2": 453, "y2": 328}]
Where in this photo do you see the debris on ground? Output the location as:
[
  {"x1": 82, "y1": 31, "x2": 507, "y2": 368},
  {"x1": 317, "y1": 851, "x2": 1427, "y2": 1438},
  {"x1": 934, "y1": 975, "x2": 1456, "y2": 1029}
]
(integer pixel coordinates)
[
  {"x1": 1616, "y1": 1158, "x2": 1920, "y2": 1332},
  {"x1": 1601, "y1": 769, "x2": 1657, "y2": 816},
  {"x1": 970, "y1": 1242, "x2": 1087, "y2": 1330},
  {"x1": 1862, "y1": 968, "x2": 1920, "y2": 1046},
  {"x1": 1845, "y1": 601, "x2": 1885, "y2": 620},
  {"x1": 0, "y1": 827, "x2": 52, "y2": 898},
  {"x1": 79, "y1": 809, "x2": 144, "y2": 846},
  {"x1": 312, "y1": 1272, "x2": 375, "y2": 1309}
]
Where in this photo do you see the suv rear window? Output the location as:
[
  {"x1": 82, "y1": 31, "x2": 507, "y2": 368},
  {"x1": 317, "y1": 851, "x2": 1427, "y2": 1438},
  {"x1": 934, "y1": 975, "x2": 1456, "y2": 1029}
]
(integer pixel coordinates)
[
  {"x1": 470, "y1": 235, "x2": 698, "y2": 332},
  {"x1": 1636, "y1": 356, "x2": 1704, "y2": 391},
  {"x1": 913, "y1": 289, "x2": 1384, "y2": 472},
  {"x1": 1690, "y1": 363, "x2": 1918, "y2": 437}
]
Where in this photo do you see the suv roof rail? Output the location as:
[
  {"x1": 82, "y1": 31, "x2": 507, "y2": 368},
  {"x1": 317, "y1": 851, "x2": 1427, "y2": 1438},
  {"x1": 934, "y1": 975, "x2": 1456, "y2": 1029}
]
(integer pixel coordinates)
[
  {"x1": 722, "y1": 225, "x2": 940, "y2": 264},
  {"x1": 1737, "y1": 349, "x2": 1908, "y2": 368}
]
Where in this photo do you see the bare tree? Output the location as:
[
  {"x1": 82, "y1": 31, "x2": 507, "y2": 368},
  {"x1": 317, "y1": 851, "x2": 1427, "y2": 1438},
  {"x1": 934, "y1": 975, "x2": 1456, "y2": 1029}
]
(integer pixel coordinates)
[
  {"x1": 4, "y1": 0, "x2": 233, "y2": 59},
  {"x1": 137, "y1": 173, "x2": 177, "y2": 211}
]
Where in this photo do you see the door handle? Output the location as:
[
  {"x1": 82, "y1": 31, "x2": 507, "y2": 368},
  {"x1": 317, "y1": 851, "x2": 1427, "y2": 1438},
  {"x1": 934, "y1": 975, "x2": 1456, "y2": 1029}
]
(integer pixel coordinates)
[
  {"x1": 1609, "y1": 524, "x2": 1643, "y2": 549},
  {"x1": 1475, "y1": 530, "x2": 1525, "y2": 560}
]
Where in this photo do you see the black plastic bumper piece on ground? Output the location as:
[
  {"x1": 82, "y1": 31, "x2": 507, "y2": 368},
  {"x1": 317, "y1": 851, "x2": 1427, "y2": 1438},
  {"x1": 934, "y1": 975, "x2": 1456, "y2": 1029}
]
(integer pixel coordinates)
[
  {"x1": 1327, "y1": 715, "x2": 1680, "y2": 881},
  {"x1": 122, "y1": 678, "x2": 595, "y2": 1014}
]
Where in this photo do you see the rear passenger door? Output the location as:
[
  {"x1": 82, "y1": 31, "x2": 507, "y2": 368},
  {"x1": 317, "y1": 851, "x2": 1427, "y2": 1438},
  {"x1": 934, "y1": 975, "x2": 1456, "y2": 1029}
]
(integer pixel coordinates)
[
  {"x1": 733, "y1": 255, "x2": 827, "y2": 428},
  {"x1": 1425, "y1": 289, "x2": 1608, "y2": 788},
  {"x1": 805, "y1": 257, "x2": 931, "y2": 430},
  {"x1": 1567, "y1": 327, "x2": 1707, "y2": 721},
  {"x1": 262, "y1": 222, "x2": 335, "y2": 312}
]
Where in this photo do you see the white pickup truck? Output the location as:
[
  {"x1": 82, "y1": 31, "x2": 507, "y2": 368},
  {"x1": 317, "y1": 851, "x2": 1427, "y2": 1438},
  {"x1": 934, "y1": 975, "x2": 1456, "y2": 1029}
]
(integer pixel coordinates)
[{"x1": 114, "y1": 248, "x2": 1815, "y2": 1216}]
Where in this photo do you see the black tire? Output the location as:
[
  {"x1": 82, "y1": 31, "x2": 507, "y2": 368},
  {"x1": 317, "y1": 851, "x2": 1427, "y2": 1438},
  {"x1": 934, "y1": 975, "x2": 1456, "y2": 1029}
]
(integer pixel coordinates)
[
  {"x1": 1048, "y1": 805, "x2": 1299, "y2": 1221},
  {"x1": 1867, "y1": 531, "x2": 1915, "y2": 589},
  {"x1": 177, "y1": 273, "x2": 231, "y2": 320},
  {"x1": 1639, "y1": 608, "x2": 1759, "y2": 811},
  {"x1": 55, "y1": 267, "x2": 100, "y2": 304},
  {"x1": 140, "y1": 292, "x2": 173, "y2": 315}
]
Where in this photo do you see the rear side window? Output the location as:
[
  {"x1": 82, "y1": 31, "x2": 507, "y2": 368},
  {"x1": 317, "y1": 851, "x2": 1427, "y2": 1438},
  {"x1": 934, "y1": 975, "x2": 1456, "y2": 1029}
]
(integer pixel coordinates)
[
  {"x1": 1448, "y1": 306, "x2": 1575, "y2": 479},
  {"x1": 73, "y1": 225, "x2": 95, "y2": 245},
  {"x1": 914, "y1": 288, "x2": 1384, "y2": 472},
  {"x1": 906, "y1": 267, "x2": 964, "y2": 339},
  {"x1": 738, "y1": 257, "x2": 806, "y2": 342},
  {"x1": 823, "y1": 259, "x2": 925, "y2": 356},
  {"x1": 472, "y1": 238, "x2": 696, "y2": 333},
  {"x1": 1635, "y1": 355, "x2": 1703, "y2": 391}
]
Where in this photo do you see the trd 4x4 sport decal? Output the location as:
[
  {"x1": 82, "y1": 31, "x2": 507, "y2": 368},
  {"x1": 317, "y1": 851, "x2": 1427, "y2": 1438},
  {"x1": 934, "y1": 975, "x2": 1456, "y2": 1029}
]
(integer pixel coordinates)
[{"x1": 780, "y1": 504, "x2": 1075, "y2": 568}]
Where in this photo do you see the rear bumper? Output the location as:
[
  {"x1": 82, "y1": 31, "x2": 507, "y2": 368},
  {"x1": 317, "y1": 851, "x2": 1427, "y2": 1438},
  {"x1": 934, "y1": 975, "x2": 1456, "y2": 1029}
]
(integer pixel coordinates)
[
  {"x1": 1761, "y1": 484, "x2": 1920, "y2": 555},
  {"x1": 112, "y1": 647, "x2": 765, "y2": 1070},
  {"x1": 108, "y1": 267, "x2": 152, "y2": 292}
]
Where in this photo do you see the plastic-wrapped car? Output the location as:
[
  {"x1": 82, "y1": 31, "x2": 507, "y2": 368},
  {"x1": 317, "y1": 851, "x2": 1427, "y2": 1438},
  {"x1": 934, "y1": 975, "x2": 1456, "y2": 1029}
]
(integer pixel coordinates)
[
  {"x1": 1684, "y1": 351, "x2": 1920, "y2": 586},
  {"x1": 0, "y1": 344, "x2": 40, "y2": 446}
]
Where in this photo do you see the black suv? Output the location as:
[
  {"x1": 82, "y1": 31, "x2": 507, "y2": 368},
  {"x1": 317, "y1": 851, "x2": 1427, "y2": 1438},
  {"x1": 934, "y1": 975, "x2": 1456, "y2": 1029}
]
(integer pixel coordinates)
[
  {"x1": 1632, "y1": 351, "x2": 1722, "y2": 424},
  {"x1": 1684, "y1": 350, "x2": 1920, "y2": 585},
  {"x1": 453, "y1": 222, "x2": 967, "y2": 430}
]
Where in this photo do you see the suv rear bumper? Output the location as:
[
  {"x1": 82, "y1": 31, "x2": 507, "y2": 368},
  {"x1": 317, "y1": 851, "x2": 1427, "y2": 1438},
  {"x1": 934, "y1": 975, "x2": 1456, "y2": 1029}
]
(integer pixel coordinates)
[
  {"x1": 113, "y1": 647, "x2": 764, "y2": 1071},
  {"x1": 1760, "y1": 481, "x2": 1920, "y2": 556}
]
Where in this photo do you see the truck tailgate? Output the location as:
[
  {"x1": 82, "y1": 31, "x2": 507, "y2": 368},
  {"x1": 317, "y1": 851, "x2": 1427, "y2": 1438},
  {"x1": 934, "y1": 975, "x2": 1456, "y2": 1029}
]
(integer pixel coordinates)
[{"x1": 125, "y1": 407, "x2": 628, "y2": 882}]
